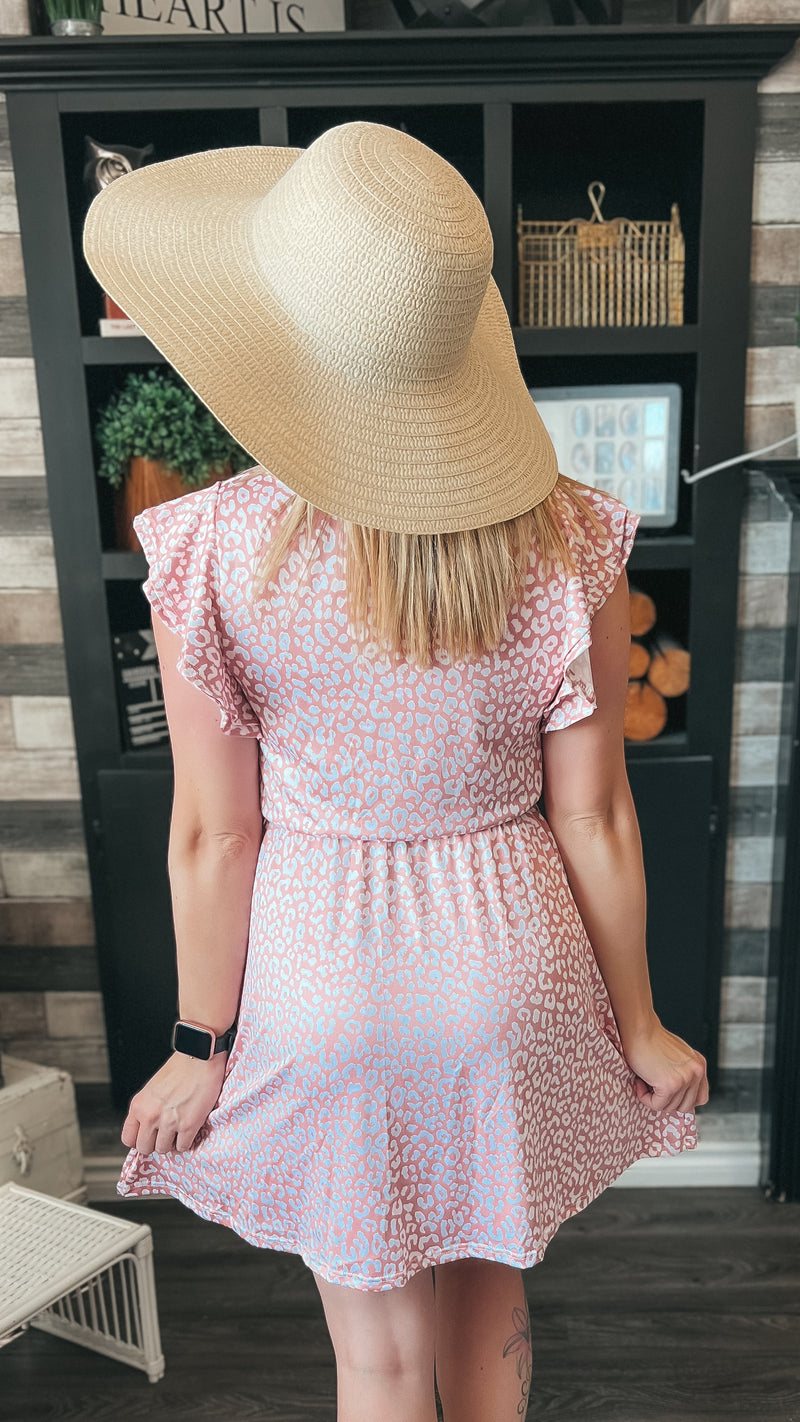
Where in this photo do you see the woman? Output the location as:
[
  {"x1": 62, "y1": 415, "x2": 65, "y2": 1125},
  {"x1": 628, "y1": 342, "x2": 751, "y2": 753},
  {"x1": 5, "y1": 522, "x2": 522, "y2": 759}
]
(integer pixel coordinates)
[{"x1": 83, "y1": 120, "x2": 707, "y2": 1422}]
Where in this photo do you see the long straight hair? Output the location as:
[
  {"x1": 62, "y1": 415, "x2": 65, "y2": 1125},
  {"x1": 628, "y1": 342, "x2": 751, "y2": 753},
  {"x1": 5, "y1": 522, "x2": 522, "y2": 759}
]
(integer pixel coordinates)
[{"x1": 248, "y1": 473, "x2": 603, "y2": 669}]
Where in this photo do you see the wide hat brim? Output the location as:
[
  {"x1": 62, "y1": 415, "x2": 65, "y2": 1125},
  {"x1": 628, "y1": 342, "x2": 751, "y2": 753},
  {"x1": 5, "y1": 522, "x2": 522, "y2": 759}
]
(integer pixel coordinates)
[{"x1": 82, "y1": 143, "x2": 558, "y2": 535}]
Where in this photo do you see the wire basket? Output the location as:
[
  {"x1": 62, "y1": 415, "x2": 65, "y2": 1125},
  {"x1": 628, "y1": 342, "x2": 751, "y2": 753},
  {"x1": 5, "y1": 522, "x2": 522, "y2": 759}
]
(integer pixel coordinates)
[{"x1": 517, "y1": 182, "x2": 685, "y2": 329}]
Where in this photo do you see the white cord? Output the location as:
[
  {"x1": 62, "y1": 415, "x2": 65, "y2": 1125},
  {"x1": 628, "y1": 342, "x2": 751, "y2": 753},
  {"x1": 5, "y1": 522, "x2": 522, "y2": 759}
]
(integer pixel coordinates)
[{"x1": 680, "y1": 431, "x2": 799, "y2": 484}]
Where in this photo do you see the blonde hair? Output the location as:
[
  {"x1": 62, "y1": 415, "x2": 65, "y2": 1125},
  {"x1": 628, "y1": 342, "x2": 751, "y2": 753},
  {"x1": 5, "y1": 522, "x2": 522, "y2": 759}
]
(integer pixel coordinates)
[{"x1": 248, "y1": 473, "x2": 603, "y2": 669}]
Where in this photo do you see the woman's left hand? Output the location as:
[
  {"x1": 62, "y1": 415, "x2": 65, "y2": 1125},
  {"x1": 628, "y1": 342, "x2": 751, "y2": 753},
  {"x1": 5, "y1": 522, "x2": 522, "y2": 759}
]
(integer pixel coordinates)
[
  {"x1": 121, "y1": 1051, "x2": 228, "y2": 1155},
  {"x1": 621, "y1": 1017, "x2": 708, "y2": 1116}
]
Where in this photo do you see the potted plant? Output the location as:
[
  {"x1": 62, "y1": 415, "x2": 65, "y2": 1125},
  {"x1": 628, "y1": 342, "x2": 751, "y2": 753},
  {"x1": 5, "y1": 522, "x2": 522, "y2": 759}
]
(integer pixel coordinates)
[
  {"x1": 42, "y1": 0, "x2": 103, "y2": 36},
  {"x1": 95, "y1": 367, "x2": 254, "y2": 552}
]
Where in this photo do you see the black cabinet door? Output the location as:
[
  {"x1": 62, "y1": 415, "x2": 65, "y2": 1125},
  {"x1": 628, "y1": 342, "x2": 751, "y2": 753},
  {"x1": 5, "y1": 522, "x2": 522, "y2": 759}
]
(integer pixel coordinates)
[
  {"x1": 96, "y1": 769, "x2": 178, "y2": 1109},
  {"x1": 626, "y1": 754, "x2": 714, "y2": 1053}
]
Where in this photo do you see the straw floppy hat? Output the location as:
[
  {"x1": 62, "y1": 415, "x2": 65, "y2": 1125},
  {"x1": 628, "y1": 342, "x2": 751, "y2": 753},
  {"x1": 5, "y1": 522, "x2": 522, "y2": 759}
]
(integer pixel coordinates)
[{"x1": 82, "y1": 120, "x2": 558, "y2": 535}]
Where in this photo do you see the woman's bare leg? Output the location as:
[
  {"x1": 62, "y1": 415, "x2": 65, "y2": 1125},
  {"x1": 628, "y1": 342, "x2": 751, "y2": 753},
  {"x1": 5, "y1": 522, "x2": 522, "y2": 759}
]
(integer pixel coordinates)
[
  {"x1": 432, "y1": 1258, "x2": 532, "y2": 1421},
  {"x1": 313, "y1": 1265, "x2": 439, "y2": 1422}
]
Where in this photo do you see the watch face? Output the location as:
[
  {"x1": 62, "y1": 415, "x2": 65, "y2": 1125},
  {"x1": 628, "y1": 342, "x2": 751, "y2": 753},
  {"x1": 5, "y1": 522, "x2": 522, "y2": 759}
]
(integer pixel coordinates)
[{"x1": 173, "y1": 1022, "x2": 213, "y2": 1060}]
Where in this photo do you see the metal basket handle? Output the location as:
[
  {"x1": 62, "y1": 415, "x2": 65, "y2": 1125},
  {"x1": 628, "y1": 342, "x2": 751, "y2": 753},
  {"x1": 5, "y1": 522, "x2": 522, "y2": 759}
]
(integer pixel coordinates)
[
  {"x1": 586, "y1": 181, "x2": 606, "y2": 223},
  {"x1": 553, "y1": 181, "x2": 614, "y2": 240}
]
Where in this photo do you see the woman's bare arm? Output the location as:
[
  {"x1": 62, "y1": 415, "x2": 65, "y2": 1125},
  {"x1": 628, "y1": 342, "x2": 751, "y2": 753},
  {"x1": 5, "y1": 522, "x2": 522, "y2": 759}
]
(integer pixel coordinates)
[
  {"x1": 122, "y1": 607, "x2": 263, "y2": 1155},
  {"x1": 541, "y1": 570, "x2": 708, "y2": 1114},
  {"x1": 541, "y1": 571, "x2": 655, "y2": 1044},
  {"x1": 156, "y1": 608, "x2": 263, "y2": 1035}
]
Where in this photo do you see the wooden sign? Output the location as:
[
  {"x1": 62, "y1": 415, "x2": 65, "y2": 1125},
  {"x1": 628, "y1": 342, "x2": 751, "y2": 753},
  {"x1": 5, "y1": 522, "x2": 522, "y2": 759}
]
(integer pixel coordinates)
[{"x1": 100, "y1": 0, "x2": 345, "y2": 35}]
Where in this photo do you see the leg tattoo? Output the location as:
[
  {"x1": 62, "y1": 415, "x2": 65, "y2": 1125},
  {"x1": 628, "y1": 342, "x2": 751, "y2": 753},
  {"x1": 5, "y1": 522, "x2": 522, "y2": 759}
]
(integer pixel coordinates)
[{"x1": 501, "y1": 1298, "x2": 532, "y2": 1417}]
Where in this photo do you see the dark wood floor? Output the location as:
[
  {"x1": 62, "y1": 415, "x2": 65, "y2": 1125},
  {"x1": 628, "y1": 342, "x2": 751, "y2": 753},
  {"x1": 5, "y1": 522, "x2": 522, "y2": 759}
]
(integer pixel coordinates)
[{"x1": 1, "y1": 1187, "x2": 798, "y2": 1422}]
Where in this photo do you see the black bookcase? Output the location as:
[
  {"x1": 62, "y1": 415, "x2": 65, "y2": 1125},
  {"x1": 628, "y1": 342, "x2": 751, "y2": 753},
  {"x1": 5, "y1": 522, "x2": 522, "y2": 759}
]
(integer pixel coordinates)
[{"x1": 1, "y1": 28, "x2": 796, "y2": 1108}]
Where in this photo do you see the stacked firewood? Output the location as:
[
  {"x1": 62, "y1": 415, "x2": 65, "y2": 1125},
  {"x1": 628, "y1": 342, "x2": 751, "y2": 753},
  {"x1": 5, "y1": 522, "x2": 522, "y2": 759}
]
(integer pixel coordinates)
[{"x1": 624, "y1": 587, "x2": 690, "y2": 741}]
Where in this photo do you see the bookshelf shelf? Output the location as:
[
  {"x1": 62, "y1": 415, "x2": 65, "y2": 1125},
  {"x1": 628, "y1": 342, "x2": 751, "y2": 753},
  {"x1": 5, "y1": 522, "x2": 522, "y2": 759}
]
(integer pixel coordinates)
[
  {"x1": 5, "y1": 27, "x2": 793, "y2": 1102},
  {"x1": 83, "y1": 336, "x2": 165, "y2": 366},
  {"x1": 628, "y1": 535, "x2": 694, "y2": 571},
  {"x1": 513, "y1": 325, "x2": 700, "y2": 358}
]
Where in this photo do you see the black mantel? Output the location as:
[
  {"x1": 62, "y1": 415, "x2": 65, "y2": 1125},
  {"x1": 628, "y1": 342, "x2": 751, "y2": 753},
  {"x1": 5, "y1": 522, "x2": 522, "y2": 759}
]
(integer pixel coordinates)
[{"x1": 0, "y1": 26, "x2": 798, "y2": 91}]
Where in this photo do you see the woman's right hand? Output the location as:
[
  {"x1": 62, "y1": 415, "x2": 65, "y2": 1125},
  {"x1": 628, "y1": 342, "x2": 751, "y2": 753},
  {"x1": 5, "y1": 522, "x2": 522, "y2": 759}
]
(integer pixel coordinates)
[
  {"x1": 122, "y1": 1050, "x2": 228, "y2": 1156},
  {"x1": 621, "y1": 1016, "x2": 709, "y2": 1115}
]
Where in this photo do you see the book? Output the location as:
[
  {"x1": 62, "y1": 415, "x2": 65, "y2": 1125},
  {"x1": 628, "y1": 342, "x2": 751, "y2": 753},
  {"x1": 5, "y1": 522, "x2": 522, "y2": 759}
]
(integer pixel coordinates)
[
  {"x1": 112, "y1": 628, "x2": 170, "y2": 750},
  {"x1": 98, "y1": 317, "x2": 146, "y2": 337}
]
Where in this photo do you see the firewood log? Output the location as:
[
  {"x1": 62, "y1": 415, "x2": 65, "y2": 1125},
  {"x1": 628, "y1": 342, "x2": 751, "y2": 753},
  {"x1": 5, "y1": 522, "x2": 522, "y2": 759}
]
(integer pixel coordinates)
[
  {"x1": 629, "y1": 586, "x2": 657, "y2": 637},
  {"x1": 629, "y1": 640, "x2": 651, "y2": 680},
  {"x1": 624, "y1": 680, "x2": 668, "y2": 741},
  {"x1": 647, "y1": 634, "x2": 691, "y2": 698}
]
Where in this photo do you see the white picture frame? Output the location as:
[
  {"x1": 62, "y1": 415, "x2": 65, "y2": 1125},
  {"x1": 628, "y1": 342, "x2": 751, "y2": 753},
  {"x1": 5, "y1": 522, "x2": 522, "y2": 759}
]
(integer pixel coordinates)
[{"x1": 530, "y1": 381, "x2": 683, "y2": 529}]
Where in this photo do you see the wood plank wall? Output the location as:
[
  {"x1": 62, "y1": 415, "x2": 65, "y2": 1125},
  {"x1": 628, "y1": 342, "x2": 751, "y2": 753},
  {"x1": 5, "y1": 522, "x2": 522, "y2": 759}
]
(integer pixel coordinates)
[{"x1": 0, "y1": 100, "x2": 108, "y2": 1082}]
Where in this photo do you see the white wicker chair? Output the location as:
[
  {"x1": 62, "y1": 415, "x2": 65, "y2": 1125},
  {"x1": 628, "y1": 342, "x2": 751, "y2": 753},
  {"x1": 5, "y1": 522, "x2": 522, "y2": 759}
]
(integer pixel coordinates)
[{"x1": 0, "y1": 1181, "x2": 165, "y2": 1382}]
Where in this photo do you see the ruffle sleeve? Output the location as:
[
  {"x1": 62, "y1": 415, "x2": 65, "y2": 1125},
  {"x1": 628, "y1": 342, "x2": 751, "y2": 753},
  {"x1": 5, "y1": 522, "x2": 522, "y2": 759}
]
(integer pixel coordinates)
[
  {"x1": 133, "y1": 481, "x2": 261, "y2": 737},
  {"x1": 541, "y1": 493, "x2": 640, "y2": 734}
]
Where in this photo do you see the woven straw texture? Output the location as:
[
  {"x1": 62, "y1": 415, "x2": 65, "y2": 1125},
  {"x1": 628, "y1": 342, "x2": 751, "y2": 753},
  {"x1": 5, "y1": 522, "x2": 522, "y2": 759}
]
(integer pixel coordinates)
[{"x1": 82, "y1": 121, "x2": 558, "y2": 535}]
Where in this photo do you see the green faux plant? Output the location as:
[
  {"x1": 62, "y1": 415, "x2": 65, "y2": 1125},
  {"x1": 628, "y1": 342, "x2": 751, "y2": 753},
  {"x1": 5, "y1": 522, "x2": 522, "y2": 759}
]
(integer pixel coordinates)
[
  {"x1": 43, "y1": 0, "x2": 103, "y2": 23},
  {"x1": 95, "y1": 367, "x2": 253, "y2": 490}
]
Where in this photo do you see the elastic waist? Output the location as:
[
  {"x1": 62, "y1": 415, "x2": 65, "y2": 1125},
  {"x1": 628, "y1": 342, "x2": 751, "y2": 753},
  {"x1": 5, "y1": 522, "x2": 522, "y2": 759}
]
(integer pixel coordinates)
[{"x1": 260, "y1": 803, "x2": 544, "y2": 845}]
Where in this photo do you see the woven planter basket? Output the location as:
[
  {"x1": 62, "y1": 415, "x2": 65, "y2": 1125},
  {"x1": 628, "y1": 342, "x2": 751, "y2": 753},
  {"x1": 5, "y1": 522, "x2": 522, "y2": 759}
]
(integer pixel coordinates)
[{"x1": 115, "y1": 456, "x2": 233, "y2": 553}]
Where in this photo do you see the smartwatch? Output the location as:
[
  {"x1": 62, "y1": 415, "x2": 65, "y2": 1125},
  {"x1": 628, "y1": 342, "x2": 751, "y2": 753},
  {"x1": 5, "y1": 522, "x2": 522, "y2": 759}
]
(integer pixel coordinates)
[{"x1": 172, "y1": 1019, "x2": 236, "y2": 1061}]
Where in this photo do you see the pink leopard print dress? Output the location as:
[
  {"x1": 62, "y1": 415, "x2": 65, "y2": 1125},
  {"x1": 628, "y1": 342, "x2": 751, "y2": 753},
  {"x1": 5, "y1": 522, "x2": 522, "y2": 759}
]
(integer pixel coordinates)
[{"x1": 118, "y1": 463, "x2": 697, "y2": 1291}]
